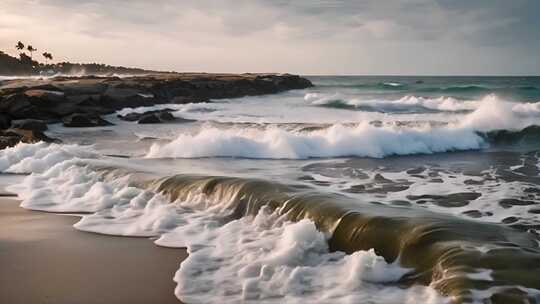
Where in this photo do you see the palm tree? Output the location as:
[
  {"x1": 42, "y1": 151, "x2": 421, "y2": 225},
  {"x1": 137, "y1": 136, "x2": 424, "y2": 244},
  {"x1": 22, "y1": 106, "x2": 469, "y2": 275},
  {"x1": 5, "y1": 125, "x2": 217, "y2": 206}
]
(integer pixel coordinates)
[
  {"x1": 42, "y1": 52, "x2": 53, "y2": 64},
  {"x1": 16, "y1": 41, "x2": 25, "y2": 51},
  {"x1": 27, "y1": 45, "x2": 37, "y2": 60}
]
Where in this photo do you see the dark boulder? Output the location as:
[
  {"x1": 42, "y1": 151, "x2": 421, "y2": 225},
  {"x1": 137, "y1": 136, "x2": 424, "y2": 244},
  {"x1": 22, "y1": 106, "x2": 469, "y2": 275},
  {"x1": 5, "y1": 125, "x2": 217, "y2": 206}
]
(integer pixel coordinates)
[
  {"x1": 117, "y1": 109, "x2": 175, "y2": 122},
  {"x1": 0, "y1": 134, "x2": 20, "y2": 149},
  {"x1": 138, "y1": 111, "x2": 194, "y2": 124},
  {"x1": 62, "y1": 113, "x2": 114, "y2": 127},
  {"x1": 157, "y1": 111, "x2": 175, "y2": 121},
  {"x1": 137, "y1": 113, "x2": 161, "y2": 124},
  {"x1": 11, "y1": 119, "x2": 48, "y2": 132},
  {"x1": 0, "y1": 93, "x2": 32, "y2": 118},
  {"x1": 0, "y1": 114, "x2": 11, "y2": 130},
  {"x1": 0, "y1": 128, "x2": 60, "y2": 149},
  {"x1": 117, "y1": 112, "x2": 142, "y2": 122},
  {"x1": 117, "y1": 109, "x2": 194, "y2": 124},
  {"x1": 0, "y1": 90, "x2": 67, "y2": 121},
  {"x1": 24, "y1": 89, "x2": 65, "y2": 103},
  {"x1": 117, "y1": 109, "x2": 181, "y2": 124}
]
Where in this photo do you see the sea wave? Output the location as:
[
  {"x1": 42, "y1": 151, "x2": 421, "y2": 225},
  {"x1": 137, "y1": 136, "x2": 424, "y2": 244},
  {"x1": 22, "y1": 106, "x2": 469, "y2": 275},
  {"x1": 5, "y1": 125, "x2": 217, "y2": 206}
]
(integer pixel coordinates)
[
  {"x1": 1, "y1": 147, "x2": 444, "y2": 303},
  {"x1": 143, "y1": 94, "x2": 539, "y2": 159},
  {"x1": 6, "y1": 150, "x2": 540, "y2": 302},
  {"x1": 145, "y1": 123, "x2": 486, "y2": 159},
  {"x1": 312, "y1": 80, "x2": 540, "y2": 96},
  {"x1": 0, "y1": 142, "x2": 99, "y2": 173},
  {"x1": 459, "y1": 95, "x2": 540, "y2": 131},
  {"x1": 305, "y1": 93, "x2": 478, "y2": 113},
  {"x1": 419, "y1": 84, "x2": 491, "y2": 93}
]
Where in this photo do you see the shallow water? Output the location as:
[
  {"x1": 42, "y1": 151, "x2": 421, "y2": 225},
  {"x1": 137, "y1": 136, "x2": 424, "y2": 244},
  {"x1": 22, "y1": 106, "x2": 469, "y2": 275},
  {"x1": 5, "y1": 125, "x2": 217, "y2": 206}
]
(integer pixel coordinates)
[{"x1": 2, "y1": 76, "x2": 540, "y2": 303}]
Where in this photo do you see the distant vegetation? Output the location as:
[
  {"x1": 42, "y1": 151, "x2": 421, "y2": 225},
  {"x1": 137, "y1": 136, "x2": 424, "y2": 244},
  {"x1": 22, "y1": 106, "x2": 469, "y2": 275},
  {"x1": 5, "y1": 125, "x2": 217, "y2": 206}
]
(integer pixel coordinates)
[{"x1": 0, "y1": 41, "x2": 160, "y2": 76}]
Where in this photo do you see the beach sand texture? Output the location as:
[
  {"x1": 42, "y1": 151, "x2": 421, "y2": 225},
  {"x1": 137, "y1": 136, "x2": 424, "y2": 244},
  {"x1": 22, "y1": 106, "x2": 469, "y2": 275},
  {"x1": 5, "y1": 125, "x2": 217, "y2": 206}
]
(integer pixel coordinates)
[{"x1": 0, "y1": 196, "x2": 186, "y2": 304}]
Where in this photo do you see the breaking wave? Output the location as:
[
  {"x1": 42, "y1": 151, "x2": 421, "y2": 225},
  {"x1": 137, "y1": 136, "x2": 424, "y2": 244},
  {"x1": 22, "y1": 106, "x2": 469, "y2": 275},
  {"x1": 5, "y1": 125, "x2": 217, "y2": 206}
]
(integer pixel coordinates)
[
  {"x1": 145, "y1": 95, "x2": 539, "y2": 160},
  {"x1": 2, "y1": 142, "x2": 539, "y2": 303},
  {"x1": 145, "y1": 123, "x2": 486, "y2": 159},
  {"x1": 1, "y1": 144, "x2": 445, "y2": 303},
  {"x1": 305, "y1": 93, "x2": 478, "y2": 113}
]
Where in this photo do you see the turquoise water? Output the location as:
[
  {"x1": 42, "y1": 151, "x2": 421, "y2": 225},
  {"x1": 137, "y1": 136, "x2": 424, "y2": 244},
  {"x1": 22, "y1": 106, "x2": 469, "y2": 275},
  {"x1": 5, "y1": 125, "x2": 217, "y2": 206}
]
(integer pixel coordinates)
[{"x1": 309, "y1": 76, "x2": 540, "y2": 102}]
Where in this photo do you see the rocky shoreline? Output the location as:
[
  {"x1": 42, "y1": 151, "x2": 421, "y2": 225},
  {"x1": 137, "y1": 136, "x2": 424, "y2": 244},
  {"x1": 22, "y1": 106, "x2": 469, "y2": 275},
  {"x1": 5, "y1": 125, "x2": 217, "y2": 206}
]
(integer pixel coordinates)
[{"x1": 0, "y1": 73, "x2": 312, "y2": 148}]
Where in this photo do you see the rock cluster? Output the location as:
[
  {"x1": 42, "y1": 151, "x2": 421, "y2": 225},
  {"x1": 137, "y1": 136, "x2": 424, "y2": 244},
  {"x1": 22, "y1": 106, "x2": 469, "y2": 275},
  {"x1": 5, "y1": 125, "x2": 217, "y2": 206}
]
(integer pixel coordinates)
[
  {"x1": 0, "y1": 73, "x2": 312, "y2": 148},
  {"x1": 117, "y1": 109, "x2": 195, "y2": 124}
]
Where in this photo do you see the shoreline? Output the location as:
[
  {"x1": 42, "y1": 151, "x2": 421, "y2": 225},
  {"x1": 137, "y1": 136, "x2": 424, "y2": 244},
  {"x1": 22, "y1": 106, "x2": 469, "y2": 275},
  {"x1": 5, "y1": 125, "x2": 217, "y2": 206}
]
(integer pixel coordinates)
[{"x1": 0, "y1": 196, "x2": 186, "y2": 304}]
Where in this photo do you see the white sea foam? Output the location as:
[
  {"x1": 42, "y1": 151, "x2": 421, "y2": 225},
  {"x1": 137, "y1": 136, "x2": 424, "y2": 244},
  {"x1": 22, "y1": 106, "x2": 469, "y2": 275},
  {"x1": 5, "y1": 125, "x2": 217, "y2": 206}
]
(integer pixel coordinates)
[
  {"x1": 512, "y1": 101, "x2": 540, "y2": 116},
  {"x1": 162, "y1": 212, "x2": 444, "y2": 304},
  {"x1": 115, "y1": 104, "x2": 185, "y2": 116},
  {"x1": 145, "y1": 122, "x2": 485, "y2": 159},
  {"x1": 305, "y1": 93, "x2": 479, "y2": 112},
  {"x1": 305, "y1": 92, "x2": 540, "y2": 119},
  {"x1": 144, "y1": 94, "x2": 540, "y2": 160},
  {"x1": 10, "y1": 155, "x2": 446, "y2": 303},
  {"x1": 0, "y1": 142, "x2": 99, "y2": 173},
  {"x1": 459, "y1": 95, "x2": 540, "y2": 131},
  {"x1": 382, "y1": 82, "x2": 404, "y2": 87}
]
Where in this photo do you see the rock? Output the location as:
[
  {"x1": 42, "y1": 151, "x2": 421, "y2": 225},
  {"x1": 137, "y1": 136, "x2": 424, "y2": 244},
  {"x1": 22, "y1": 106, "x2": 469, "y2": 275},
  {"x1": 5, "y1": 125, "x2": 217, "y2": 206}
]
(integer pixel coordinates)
[
  {"x1": 137, "y1": 113, "x2": 161, "y2": 124},
  {"x1": 0, "y1": 128, "x2": 60, "y2": 149},
  {"x1": 117, "y1": 112, "x2": 144, "y2": 122},
  {"x1": 0, "y1": 113, "x2": 11, "y2": 129},
  {"x1": 157, "y1": 111, "x2": 175, "y2": 121},
  {"x1": 24, "y1": 89, "x2": 65, "y2": 103},
  {"x1": 51, "y1": 79, "x2": 108, "y2": 95},
  {"x1": 10, "y1": 119, "x2": 48, "y2": 132},
  {"x1": 0, "y1": 134, "x2": 21, "y2": 149},
  {"x1": 1, "y1": 73, "x2": 313, "y2": 125},
  {"x1": 0, "y1": 93, "x2": 32, "y2": 118},
  {"x1": 132, "y1": 110, "x2": 194, "y2": 124},
  {"x1": 118, "y1": 110, "x2": 157, "y2": 122},
  {"x1": 118, "y1": 109, "x2": 176, "y2": 122},
  {"x1": 7, "y1": 128, "x2": 59, "y2": 143},
  {"x1": 62, "y1": 113, "x2": 114, "y2": 127},
  {"x1": 0, "y1": 90, "x2": 66, "y2": 121}
]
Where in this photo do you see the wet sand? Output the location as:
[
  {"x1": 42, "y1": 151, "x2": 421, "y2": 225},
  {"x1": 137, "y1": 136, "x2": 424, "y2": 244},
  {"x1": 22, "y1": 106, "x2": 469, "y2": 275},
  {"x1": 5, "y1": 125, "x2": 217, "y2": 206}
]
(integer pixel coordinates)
[{"x1": 0, "y1": 197, "x2": 186, "y2": 304}]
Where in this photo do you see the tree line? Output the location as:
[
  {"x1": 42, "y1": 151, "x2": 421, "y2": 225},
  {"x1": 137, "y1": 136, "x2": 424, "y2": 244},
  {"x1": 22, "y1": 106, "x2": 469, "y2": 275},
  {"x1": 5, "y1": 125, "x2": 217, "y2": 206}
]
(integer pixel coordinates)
[
  {"x1": 15, "y1": 41, "x2": 53, "y2": 65},
  {"x1": 1, "y1": 41, "x2": 158, "y2": 76}
]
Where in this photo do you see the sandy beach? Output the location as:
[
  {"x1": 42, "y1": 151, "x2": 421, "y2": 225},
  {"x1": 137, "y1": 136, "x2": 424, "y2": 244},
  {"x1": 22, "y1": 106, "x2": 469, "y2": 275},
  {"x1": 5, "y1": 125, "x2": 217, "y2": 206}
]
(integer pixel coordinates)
[{"x1": 0, "y1": 195, "x2": 186, "y2": 304}]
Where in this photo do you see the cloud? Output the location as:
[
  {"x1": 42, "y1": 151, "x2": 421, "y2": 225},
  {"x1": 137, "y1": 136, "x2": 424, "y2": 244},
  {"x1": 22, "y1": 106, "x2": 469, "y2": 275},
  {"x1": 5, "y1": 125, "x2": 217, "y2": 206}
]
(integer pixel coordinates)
[{"x1": 0, "y1": 0, "x2": 538, "y2": 74}]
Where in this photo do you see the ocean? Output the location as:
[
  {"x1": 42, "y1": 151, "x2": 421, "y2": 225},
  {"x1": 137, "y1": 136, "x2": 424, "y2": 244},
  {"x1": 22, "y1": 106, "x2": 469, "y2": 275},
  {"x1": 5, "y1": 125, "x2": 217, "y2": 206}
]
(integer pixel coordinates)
[{"x1": 1, "y1": 76, "x2": 540, "y2": 303}]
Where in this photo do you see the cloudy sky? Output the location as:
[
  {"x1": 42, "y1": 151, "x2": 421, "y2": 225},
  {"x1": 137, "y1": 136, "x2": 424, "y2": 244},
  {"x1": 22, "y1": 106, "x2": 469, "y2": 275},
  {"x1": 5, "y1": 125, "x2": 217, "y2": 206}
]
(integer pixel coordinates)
[{"x1": 1, "y1": 0, "x2": 539, "y2": 75}]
